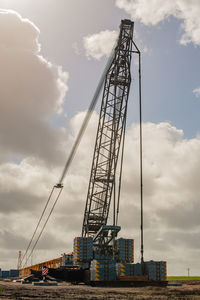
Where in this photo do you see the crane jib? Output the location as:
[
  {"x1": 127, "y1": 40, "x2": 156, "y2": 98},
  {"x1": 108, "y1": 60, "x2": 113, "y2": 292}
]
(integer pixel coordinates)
[{"x1": 82, "y1": 19, "x2": 134, "y2": 238}]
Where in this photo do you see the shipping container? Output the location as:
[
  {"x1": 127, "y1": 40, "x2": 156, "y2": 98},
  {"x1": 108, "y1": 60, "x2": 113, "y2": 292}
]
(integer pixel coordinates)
[
  {"x1": 2, "y1": 270, "x2": 9, "y2": 278},
  {"x1": 9, "y1": 269, "x2": 19, "y2": 278}
]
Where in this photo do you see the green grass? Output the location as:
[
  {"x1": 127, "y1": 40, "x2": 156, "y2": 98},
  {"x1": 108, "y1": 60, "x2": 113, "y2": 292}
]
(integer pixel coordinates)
[
  {"x1": 0, "y1": 286, "x2": 4, "y2": 293},
  {"x1": 167, "y1": 276, "x2": 200, "y2": 281}
]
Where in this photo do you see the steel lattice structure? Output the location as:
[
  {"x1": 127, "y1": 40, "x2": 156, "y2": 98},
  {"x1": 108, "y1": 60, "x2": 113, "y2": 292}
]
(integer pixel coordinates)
[{"x1": 82, "y1": 20, "x2": 134, "y2": 237}]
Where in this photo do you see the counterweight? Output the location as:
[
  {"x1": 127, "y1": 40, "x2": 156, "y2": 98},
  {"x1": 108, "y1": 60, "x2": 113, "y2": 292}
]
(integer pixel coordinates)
[{"x1": 82, "y1": 20, "x2": 134, "y2": 237}]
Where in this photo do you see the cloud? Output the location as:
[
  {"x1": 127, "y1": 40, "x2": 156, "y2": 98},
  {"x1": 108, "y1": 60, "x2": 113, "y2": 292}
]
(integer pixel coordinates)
[
  {"x1": 0, "y1": 9, "x2": 69, "y2": 164},
  {"x1": 0, "y1": 110, "x2": 98, "y2": 268},
  {"x1": 1, "y1": 113, "x2": 200, "y2": 274},
  {"x1": 83, "y1": 30, "x2": 118, "y2": 60},
  {"x1": 82, "y1": 25, "x2": 149, "y2": 61},
  {"x1": 0, "y1": 9, "x2": 40, "y2": 52},
  {"x1": 0, "y1": 9, "x2": 72, "y2": 268},
  {"x1": 115, "y1": 0, "x2": 200, "y2": 45},
  {"x1": 0, "y1": 110, "x2": 199, "y2": 275},
  {"x1": 115, "y1": 122, "x2": 200, "y2": 273},
  {"x1": 193, "y1": 87, "x2": 200, "y2": 98},
  {"x1": 1, "y1": 9, "x2": 200, "y2": 275}
]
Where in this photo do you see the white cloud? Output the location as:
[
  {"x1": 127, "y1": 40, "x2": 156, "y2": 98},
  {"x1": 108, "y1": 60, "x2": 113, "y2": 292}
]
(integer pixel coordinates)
[
  {"x1": 1, "y1": 9, "x2": 200, "y2": 276},
  {"x1": 193, "y1": 87, "x2": 200, "y2": 98},
  {"x1": 82, "y1": 26, "x2": 148, "y2": 60},
  {"x1": 116, "y1": 0, "x2": 176, "y2": 26},
  {"x1": 0, "y1": 9, "x2": 40, "y2": 52},
  {"x1": 83, "y1": 30, "x2": 118, "y2": 60},
  {"x1": 0, "y1": 9, "x2": 71, "y2": 267},
  {"x1": 0, "y1": 10, "x2": 69, "y2": 164},
  {"x1": 115, "y1": 0, "x2": 200, "y2": 45},
  {"x1": 1, "y1": 111, "x2": 200, "y2": 275}
]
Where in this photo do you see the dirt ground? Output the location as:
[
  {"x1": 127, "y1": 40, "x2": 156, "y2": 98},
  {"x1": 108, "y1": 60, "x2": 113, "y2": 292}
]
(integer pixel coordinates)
[{"x1": 0, "y1": 280, "x2": 200, "y2": 300}]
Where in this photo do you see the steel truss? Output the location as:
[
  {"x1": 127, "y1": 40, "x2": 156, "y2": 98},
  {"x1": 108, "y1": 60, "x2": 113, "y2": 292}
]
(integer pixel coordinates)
[{"x1": 82, "y1": 20, "x2": 135, "y2": 237}]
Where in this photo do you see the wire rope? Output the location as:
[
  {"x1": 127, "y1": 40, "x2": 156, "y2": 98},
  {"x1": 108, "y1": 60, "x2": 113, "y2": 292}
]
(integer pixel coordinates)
[{"x1": 21, "y1": 45, "x2": 117, "y2": 268}]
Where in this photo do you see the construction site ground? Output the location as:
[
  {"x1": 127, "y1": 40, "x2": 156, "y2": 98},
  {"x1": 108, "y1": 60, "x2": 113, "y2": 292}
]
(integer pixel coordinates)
[{"x1": 1, "y1": 280, "x2": 200, "y2": 299}]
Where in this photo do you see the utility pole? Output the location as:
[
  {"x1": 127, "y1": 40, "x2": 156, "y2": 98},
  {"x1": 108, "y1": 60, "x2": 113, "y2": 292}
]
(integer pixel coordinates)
[
  {"x1": 17, "y1": 251, "x2": 22, "y2": 270},
  {"x1": 187, "y1": 268, "x2": 190, "y2": 277}
]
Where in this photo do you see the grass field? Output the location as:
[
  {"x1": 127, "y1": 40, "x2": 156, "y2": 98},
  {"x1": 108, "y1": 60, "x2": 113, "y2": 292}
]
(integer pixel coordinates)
[
  {"x1": 167, "y1": 276, "x2": 200, "y2": 281},
  {"x1": 0, "y1": 286, "x2": 4, "y2": 292}
]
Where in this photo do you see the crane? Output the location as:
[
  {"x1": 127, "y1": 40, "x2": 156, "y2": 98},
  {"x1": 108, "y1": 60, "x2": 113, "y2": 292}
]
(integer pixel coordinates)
[
  {"x1": 82, "y1": 19, "x2": 133, "y2": 250},
  {"x1": 19, "y1": 19, "x2": 167, "y2": 285}
]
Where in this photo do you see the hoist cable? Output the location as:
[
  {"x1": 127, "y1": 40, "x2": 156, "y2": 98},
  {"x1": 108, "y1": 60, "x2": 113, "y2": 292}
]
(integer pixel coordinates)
[
  {"x1": 23, "y1": 187, "x2": 63, "y2": 268},
  {"x1": 21, "y1": 186, "x2": 55, "y2": 265},
  {"x1": 58, "y1": 48, "x2": 116, "y2": 185},
  {"x1": 116, "y1": 114, "x2": 127, "y2": 226},
  {"x1": 21, "y1": 45, "x2": 117, "y2": 268}
]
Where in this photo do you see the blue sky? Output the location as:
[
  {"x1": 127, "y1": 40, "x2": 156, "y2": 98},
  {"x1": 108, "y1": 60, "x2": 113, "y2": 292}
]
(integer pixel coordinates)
[
  {"x1": 0, "y1": 0, "x2": 200, "y2": 275},
  {"x1": 139, "y1": 17, "x2": 200, "y2": 138}
]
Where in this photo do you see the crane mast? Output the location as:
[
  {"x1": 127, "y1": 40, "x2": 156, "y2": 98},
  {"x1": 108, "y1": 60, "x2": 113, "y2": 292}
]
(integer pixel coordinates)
[{"x1": 82, "y1": 20, "x2": 134, "y2": 238}]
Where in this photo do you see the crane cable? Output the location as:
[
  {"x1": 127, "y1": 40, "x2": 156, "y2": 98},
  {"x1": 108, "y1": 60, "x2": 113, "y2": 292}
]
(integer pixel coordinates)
[
  {"x1": 21, "y1": 186, "x2": 55, "y2": 265},
  {"x1": 58, "y1": 47, "x2": 116, "y2": 185},
  {"x1": 116, "y1": 112, "x2": 127, "y2": 226},
  {"x1": 22, "y1": 186, "x2": 63, "y2": 268},
  {"x1": 21, "y1": 44, "x2": 117, "y2": 268}
]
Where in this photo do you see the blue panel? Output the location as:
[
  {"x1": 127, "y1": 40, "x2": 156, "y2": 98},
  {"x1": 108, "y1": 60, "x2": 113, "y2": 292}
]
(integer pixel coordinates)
[{"x1": 2, "y1": 271, "x2": 10, "y2": 278}]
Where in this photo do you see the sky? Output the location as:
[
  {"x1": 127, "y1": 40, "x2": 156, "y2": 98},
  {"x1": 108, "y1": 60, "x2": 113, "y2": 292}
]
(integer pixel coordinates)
[{"x1": 0, "y1": 0, "x2": 200, "y2": 276}]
